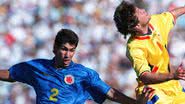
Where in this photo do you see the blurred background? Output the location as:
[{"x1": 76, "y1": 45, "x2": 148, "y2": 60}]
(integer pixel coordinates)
[{"x1": 0, "y1": 0, "x2": 185, "y2": 104}]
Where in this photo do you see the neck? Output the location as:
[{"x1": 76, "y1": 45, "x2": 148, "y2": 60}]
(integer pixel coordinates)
[
  {"x1": 53, "y1": 58, "x2": 65, "y2": 69},
  {"x1": 136, "y1": 24, "x2": 149, "y2": 35}
]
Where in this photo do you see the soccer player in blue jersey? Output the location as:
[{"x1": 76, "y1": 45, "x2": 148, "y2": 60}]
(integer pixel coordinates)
[{"x1": 0, "y1": 29, "x2": 153, "y2": 104}]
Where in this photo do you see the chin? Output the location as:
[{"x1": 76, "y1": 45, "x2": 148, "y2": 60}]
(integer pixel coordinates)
[{"x1": 64, "y1": 63, "x2": 70, "y2": 67}]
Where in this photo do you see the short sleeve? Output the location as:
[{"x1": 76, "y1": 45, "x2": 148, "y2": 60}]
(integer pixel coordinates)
[
  {"x1": 160, "y1": 12, "x2": 175, "y2": 29},
  {"x1": 151, "y1": 12, "x2": 175, "y2": 45},
  {"x1": 86, "y1": 69, "x2": 111, "y2": 104},
  {"x1": 128, "y1": 47, "x2": 151, "y2": 77},
  {"x1": 9, "y1": 62, "x2": 33, "y2": 85}
]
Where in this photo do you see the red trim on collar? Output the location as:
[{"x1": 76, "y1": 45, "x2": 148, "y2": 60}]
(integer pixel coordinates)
[
  {"x1": 134, "y1": 36, "x2": 150, "y2": 40},
  {"x1": 134, "y1": 24, "x2": 154, "y2": 40},
  {"x1": 148, "y1": 23, "x2": 154, "y2": 31}
]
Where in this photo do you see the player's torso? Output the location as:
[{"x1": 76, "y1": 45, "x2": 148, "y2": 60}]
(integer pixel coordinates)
[
  {"x1": 30, "y1": 60, "x2": 90, "y2": 104},
  {"x1": 145, "y1": 33, "x2": 170, "y2": 73},
  {"x1": 128, "y1": 30, "x2": 170, "y2": 73}
]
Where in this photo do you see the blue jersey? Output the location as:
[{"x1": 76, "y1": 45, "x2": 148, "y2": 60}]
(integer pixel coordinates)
[{"x1": 9, "y1": 58, "x2": 111, "y2": 104}]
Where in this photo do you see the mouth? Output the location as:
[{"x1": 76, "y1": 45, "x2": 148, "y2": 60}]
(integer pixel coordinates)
[
  {"x1": 63, "y1": 59, "x2": 71, "y2": 67},
  {"x1": 64, "y1": 59, "x2": 71, "y2": 63}
]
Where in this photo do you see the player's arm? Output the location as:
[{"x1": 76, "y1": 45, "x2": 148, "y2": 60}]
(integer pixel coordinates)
[
  {"x1": 139, "y1": 72, "x2": 174, "y2": 84},
  {"x1": 106, "y1": 88, "x2": 136, "y2": 104},
  {"x1": 106, "y1": 87, "x2": 154, "y2": 104},
  {"x1": 170, "y1": 6, "x2": 185, "y2": 19},
  {"x1": 129, "y1": 47, "x2": 185, "y2": 84},
  {"x1": 140, "y1": 65, "x2": 185, "y2": 84},
  {"x1": 0, "y1": 70, "x2": 15, "y2": 82}
]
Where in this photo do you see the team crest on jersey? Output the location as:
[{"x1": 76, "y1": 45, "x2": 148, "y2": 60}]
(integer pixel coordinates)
[{"x1": 64, "y1": 75, "x2": 74, "y2": 85}]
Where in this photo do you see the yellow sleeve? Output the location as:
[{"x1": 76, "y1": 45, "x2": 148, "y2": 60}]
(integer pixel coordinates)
[
  {"x1": 127, "y1": 46, "x2": 151, "y2": 77},
  {"x1": 150, "y1": 12, "x2": 175, "y2": 45}
]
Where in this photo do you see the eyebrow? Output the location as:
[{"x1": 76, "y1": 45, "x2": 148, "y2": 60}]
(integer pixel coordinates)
[{"x1": 62, "y1": 45, "x2": 76, "y2": 50}]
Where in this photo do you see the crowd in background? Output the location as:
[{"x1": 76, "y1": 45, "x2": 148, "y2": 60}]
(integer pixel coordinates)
[{"x1": 0, "y1": 0, "x2": 185, "y2": 104}]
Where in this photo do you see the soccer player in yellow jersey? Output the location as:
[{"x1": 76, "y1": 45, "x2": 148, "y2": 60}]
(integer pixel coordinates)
[{"x1": 114, "y1": 1, "x2": 185, "y2": 104}]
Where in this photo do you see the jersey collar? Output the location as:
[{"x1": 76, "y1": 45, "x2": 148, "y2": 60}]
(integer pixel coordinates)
[
  {"x1": 51, "y1": 57, "x2": 75, "y2": 70},
  {"x1": 134, "y1": 23, "x2": 154, "y2": 40}
]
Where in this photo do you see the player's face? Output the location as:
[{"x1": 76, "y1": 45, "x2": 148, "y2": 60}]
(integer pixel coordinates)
[
  {"x1": 135, "y1": 7, "x2": 151, "y2": 26},
  {"x1": 54, "y1": 43, "x2": 76, "y2": 67}
]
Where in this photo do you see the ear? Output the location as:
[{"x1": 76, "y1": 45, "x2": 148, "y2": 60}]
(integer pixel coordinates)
[
  {"x1": 133, "y1": 24, "x2": 143, "y2": 33},
  {"x1": 133, "y1": 24, "x2": 143, "y2": 34},
  {"x1": 134, "y1": 24, "x2": 141, "y2": 30}
]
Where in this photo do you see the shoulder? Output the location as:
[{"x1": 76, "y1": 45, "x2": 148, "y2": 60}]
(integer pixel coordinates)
[
  {"x1": 151, "y1": 12, "x2": 173, "y2": 19},
  {"x1": 11, "y1": 58, "x2": 51, "y2": 69},
  {"x1": 150, "y1": 12, "x2": 174, "y2": 24},
  {"x1": 126, "y1": 36, "x2": 149, "y2": 58},
  {"x1": 72, "y1": 63, "x2": 98, "y2": 75},
  {"x1": 127, "y1": 36, "x2": 148, "y2": 49},
  {"x1": 28, "y1": 58, "x2": 51, "y2": 63},
  {"x1": 26, "y1": 58, "x2": 52, "y2": 66}
]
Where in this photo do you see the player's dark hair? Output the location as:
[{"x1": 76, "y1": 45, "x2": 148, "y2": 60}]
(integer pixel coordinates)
[
  {"x1": 54, "y1": 29, "x2": 79, "y2": 49},
  {"x1": 113, "y1": 1, "x2": 139, "y2": 38}
]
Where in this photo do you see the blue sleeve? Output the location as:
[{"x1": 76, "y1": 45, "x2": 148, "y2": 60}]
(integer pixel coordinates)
[
  {"x1": 9, "y1": 62, "x2": 34, "y2": 85},
  {"x1": 86, "y1": 69, "x2": 111, "y2": 104}
]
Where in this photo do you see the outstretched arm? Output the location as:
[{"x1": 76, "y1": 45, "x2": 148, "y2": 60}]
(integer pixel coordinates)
[
  {"x1": 106, "y1": 88, "x2": 136, "y2": 104},
  {"x1": 170, "y1": 6, "x2": 185, "y2": 19},
  {"x1": 0, "y1": 70, "x2": 15, "y2": 82},
  {"x1": 106, "y1": 87, "x2": 154, "y2": 104}
]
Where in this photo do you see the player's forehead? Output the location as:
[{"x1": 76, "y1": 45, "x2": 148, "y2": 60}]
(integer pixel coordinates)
[
  {"x1": 134, "y1": 7, "x2": 144, "y2": 17},
  {"x1": 60, "y1": 43, "x2": 76, "y2": 49}
]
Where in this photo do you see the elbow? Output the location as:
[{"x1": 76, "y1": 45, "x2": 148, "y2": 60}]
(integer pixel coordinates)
[
  {"x1": 139, "y1": 77, "x2": 151, "y2": 85},
  {"x1": 139, "y1": 72, "x2": 153, "y2": 85}
]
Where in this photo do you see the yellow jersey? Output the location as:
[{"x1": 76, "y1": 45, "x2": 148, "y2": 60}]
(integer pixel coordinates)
[{"x1": 127, "y1": 12, "x2": 185, "y2": 104}]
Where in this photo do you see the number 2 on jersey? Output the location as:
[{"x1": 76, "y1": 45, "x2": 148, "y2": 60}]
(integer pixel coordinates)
[{"x1": 49, "y1": 88, "x2": 59, "y2": 102}]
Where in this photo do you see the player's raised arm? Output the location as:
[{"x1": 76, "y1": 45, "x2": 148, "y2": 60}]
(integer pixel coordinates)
[
  {"x1": 0, "y1": 70, "x2": 15, "y2": 82},
  {"x1": 170, "y1": 6, "x2": 185, "y2": 19}
]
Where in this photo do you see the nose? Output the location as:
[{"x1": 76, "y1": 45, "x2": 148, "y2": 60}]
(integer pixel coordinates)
[{"x1": 65, "y1": 51, "x2": 70, "y2": 57}]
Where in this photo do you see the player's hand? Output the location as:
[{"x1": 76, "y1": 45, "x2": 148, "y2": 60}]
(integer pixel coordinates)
[
  {"x1": 136, "y1": 86, "x2": 155, "y2": 104},
  {"x1": 173, "y1": 63, "x2": 185, "y2": 80}
]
